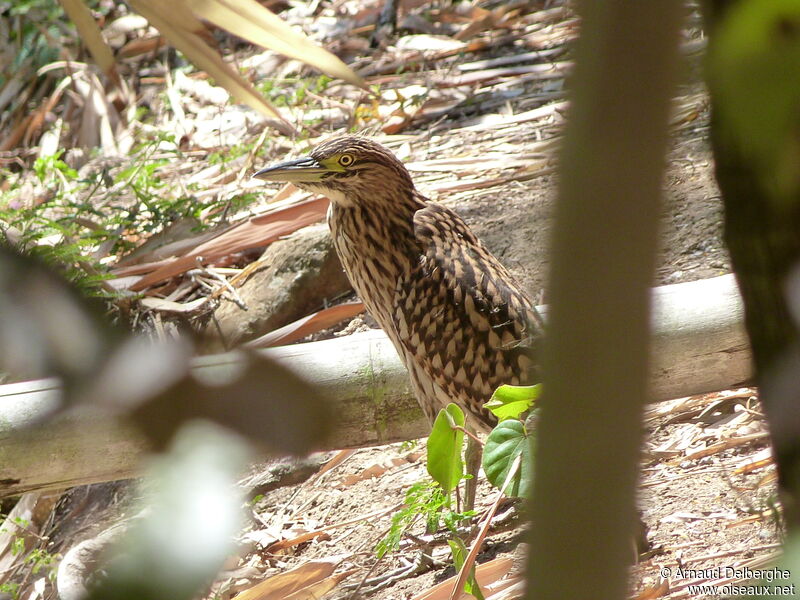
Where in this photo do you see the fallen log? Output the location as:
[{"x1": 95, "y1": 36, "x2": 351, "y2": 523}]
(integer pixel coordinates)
[{"x1": 0, "y1": 274, "x2": 751, "y2": 496}]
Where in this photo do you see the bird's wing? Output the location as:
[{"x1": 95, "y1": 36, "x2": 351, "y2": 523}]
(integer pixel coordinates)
[{"x1": 392, "y1": 201, "x2": 541, "y2": 426}]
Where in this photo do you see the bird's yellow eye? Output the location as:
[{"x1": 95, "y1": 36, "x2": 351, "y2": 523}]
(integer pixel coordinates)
[{"x1": 338, "y1": 154, "x2": 355, "y2": 167}]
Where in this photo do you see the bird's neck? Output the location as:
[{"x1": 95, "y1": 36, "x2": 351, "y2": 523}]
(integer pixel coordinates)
[
  {"x1": 327, "y1": 191, "x2": 426, "y2": 326},
  {"x1": 327, "y1": 190, "x2": 426, "y2": 246}
]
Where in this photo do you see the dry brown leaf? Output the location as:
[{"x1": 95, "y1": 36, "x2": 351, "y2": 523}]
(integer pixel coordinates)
[
  {"x1": 314, "y1": 449, "x2": 356, "y2": 479},
  {"x1": 139, "y1": 297, "x2": 208, "y2": 313},
  {"x1": 0, "y1": 73, "x2": 25, "y2": 115},
  {"x1": 232, "y1": 558, "x2": 340, "y2": 600},
  {"x1": 128, "y1": 0, "x2": 291, "y2": 130},
  {"x1": 57, "y1": 0, "x2": 119, "y2": 84},
  {"x1": 283, "y1": 568, "x2": 356, "y2": 600},
  {"x1": 453, "y1": 100, "x2": 568, "y2": 132},
  {"x1": 733, "y1": 447, "x2": 773, "y2": 474},
  {"x1": 242, "y1": 528, "x2": 281, "y2": 549},
  {"x1": 120, "y1": 196, "x2": 329, "y2": 290},
  {"x1": 186, "y1": 0, "x2": 365, "y2": 90},
  {"x1": 72, "y1": 71, "x2": 122, "y2": 154},
  {"x1": 458, "y1": 48, "x2": 565, "y2": 72},
  {"x1": 483, "y1": 577, "x2": 523, "y2": 600},
  {"x1": 337, "y1": 456, "x2": 408, "y2": 487},
  {"x1": 115, "y1": 218, "x2": 221, "y2": 268},
  {"x1": 245, "y1": 301, "x2": 365, "y2": 348},
  {"x1": 265, "y1": 530, "x2": 331, "y2": 553},
  {"x1": 633, "y1": 578, "x2": 670, "y2": 600},
  {"x1": 440, "y1": 61, "x2": 571, "y2": 88},
  {"x1": 118, "y1": 35, "x2": 167, "y2": 59},
  {"x1": 454, "y1": 5, "x2": 495, "y2": 41},
  {"x1": 411, "y1": 557, "x2": 514, "y2": 600},
  {"x1": 395, "y1": 35, "x2": 467, "y2": 53},
  {"x1": 264, "y1": 506, "x2": 402, "y2": 559},
  {"x1": 428, "y1": 169, "x2": 549, "y2": 194},
  {"x1": 405, "y1": 153, "x2": 548, "y2": 173},
  {"x1": 682, "y1": 431, "x2": 770, "y2": 461},
  {"x1": 0, "y1": 114, "x2": 33, "y2": 152}
]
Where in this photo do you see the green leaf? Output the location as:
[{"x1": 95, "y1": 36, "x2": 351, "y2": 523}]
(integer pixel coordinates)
[
  {"x1": 427, "y1": 403, "x2": 466, "y2": 493},
  {"x1": 375, "y1": 482, "x2": 444, "y2": 558},
  {"x1": 482, "y1": 420, "x2": 534, "y2": 498},
  {"x1": 709, "y1": 0, "x2": 800, "y2": 201},
  {"x1": 484, "y1": 384, "x2": 541, "y2": 421},
  {"x1": 447, "y1": 538, "x2": 485, "y2": 600}
]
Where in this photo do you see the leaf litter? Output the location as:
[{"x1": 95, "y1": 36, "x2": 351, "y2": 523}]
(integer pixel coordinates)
[{"x1": 0, "y1": 0, "x2": 780, "y2": 598}]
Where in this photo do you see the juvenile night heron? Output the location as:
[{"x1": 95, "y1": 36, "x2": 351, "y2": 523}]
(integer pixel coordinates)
[{"x1": 255, "y1": 136, "x2": 542, "y2": 436}]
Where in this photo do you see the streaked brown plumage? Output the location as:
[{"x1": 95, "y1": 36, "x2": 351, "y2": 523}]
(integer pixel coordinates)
[{"x1": 255, "y1": 136, "x2": 542, "y2": 430}]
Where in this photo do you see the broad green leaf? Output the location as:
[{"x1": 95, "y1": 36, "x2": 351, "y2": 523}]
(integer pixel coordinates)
[
  {"x1": 0, "y1": 246, "x2": 118, "y2": 400},
  {"x1": 427, "y1": 403, "x2": 465, "y2": 493},
  {"x1": 484, "y1": 384, "x2": 541, "y2": 421},
  {"x1": 709, "y1": 0, "x2": 800, "y2": 202},
  {"x1": 482, "y1": 420, "x2": 534, "y2": 498},
  {"x1": 447, "y1": 538, "x2": 485, "y2": 600}
]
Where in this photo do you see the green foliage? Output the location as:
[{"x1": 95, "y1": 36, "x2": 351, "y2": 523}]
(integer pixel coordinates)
[
  {"x1": 256, "y1": 74, "x2": 332, "y2": 110},
  {"x1": 375, "y1": 481, "x2": 474, "y2": 559},
  {"x1": 482, "y1": 419, "x2": 534, "y2": 498},
  {"x1": 484, "y1": 384, "x2": 540, "y2": 421},
  {"x1": 447, "y1": 537, "x2": 484, "y2": 600},
  {"x1": 375, "y1": 481, "x2": 443, "y2": 559},
  {"x1": 0, "y1": 582, "x2": 20, "y2": 599},
  {"x1": 709, "y1": 0, "x2": 800, "y2": 201},
  {"x1": 207, "y1": 143, "x2": 252, "y2": 166},
  {"x1": 399, "y1": 439, "x2": 419, "y2": 453},
  {"x1": 24, "y1": 548, "x2": 57, "y2": 576},
  {"x1": 1, "y1": 0, "x2": 108, "y2": 88},
  {"x1": 32, "y1": 152, "x2": 78, "y2": 183},
  {"x1": 426, "y1": 403, "x2": 465, "y2": 493},
  {"x1": 0, "y1": 131, "x2": 261, "y2": 297},
  {"x1": 0, "y1": 514, "x2": 59, "y2": 596},
  {"x1": 3, "y1": 1, "x2": 61, "y2": 81}
]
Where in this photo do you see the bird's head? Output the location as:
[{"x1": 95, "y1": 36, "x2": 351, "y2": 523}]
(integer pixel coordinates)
[{"x1": 254, "y1": 136, "x2": 415, "y2": 207}]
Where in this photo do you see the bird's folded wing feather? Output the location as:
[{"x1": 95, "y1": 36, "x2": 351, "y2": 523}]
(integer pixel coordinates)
[{"x1": 392, "y1": 202, "x2": 540, "y2": 422}]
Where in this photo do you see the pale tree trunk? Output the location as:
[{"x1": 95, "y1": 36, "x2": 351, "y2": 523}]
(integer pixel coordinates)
[{"x1": 525, "y1": 2, "x2": 683, "y2": 600}]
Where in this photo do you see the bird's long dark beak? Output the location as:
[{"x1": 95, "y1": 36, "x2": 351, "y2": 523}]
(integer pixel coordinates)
[{"x1": 253, "y1": 156, "x2": 329, "y2": 183}]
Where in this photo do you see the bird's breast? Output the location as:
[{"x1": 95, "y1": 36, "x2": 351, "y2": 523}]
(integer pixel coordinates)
[{"x1": 328, "y1": 205, "x2": 416, "y2": 329}]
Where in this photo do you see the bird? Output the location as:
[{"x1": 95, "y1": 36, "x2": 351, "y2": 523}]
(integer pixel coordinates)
[{"x1": 254, "y1": 136, "x2": 542, "y2": 433}]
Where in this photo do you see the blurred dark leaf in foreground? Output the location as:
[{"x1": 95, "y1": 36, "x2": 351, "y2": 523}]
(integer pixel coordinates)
[
  {"x1": 128, "y1": 350, "x2": 333, "y2": 455},
  {"x1": 0, "y1": 245, "x2": 120, "y2": 403}
]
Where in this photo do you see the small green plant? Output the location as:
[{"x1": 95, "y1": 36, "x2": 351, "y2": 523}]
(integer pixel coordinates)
[
  {"x1": 256, "y1": 74, "x2": 333, "y2": 109},
  {"x1": 24, "y1": 548, "x2": 58, "y2": 576},
  {"x1": 0, "y1": 582, "x2": 20, "y2": 599},
  {"x1": 0, "y1": 129, "x2": 264, "y2": 299},
  {"x1": 399, "y1": 439, "x2": 419, "y2": 453},
  {"x1": 0, "y1": 515, "x2": 60, "y2": 597},
  {"x1": 375, "y1": 407, "x2": 477, "y2": 562},
  {"x1": 377, "y1": 384, "x2": 540, "y2": 599},
  {"x1": 375, "y1": 480, "x2": 474, "y2": 559}
]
